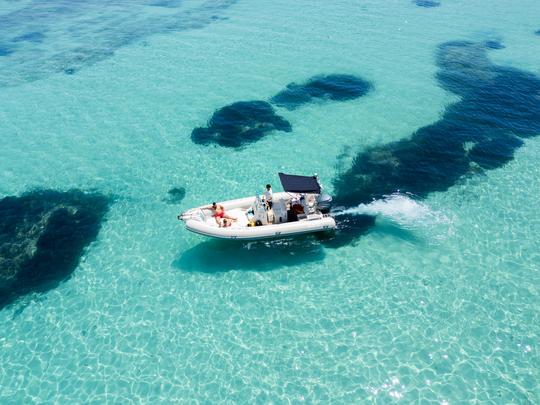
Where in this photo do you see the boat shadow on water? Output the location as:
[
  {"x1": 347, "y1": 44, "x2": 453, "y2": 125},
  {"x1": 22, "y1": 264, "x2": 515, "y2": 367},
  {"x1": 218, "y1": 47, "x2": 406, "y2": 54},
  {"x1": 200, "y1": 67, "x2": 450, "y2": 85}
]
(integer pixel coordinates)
[
  {"x1": 174, "y1": 214, "x2": 425, "y2": 273},
  {"x1": 173, "y1": 235, "x2": 328, "y2": 273}
]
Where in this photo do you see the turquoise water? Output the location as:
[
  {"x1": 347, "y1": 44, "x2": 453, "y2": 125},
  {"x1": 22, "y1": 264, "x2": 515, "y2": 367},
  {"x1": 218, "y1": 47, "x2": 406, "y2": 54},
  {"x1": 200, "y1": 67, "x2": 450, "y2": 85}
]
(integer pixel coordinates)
[{"x1": 1, "y1": 0, "x2": 540, "y2": 402}]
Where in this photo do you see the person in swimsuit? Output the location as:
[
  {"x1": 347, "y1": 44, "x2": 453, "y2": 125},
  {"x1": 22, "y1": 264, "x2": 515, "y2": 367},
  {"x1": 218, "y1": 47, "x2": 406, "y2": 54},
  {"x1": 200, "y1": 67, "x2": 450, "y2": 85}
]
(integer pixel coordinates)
[{"x1": 206, "y1": 202, "x2": 236, "y2": 226}]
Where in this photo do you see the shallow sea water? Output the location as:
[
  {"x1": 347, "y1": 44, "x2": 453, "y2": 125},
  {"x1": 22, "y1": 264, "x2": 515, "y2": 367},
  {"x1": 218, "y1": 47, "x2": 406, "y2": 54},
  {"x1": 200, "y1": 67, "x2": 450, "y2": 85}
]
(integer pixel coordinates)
[{"x1": 1, "y1": 0, "x2": 540, "y2": 402}]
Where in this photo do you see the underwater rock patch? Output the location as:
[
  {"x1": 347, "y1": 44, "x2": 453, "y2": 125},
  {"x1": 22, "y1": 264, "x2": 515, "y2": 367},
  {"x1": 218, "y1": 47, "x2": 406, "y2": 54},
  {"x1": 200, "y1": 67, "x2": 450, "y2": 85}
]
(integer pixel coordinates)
[
  {"x1": 13, "y1": 31, "x2": 45, "y2": 43},
  {"x1": 0, "y1": 0, "x2": 237, "y2": 86},
  {"x1": 270, "y1": 74, "x2": 372, "y2": 110},
  {"x1": 164, "y1": 187, "x2": 186, "y2": 204},
  {"x1": 328, "y1": 40, "x2": 540, "y2": 247},
  {"x1": 53, "y1": 46, "x2": 114, "y2": 77},
  {"x1": 150, "y1": 0, "x2": 183, "y2": 8},
  {"x1": 191, "y1": 101, "x2": 292, "y2": 148},
  {"x1": 414, "y1": 0, "x2": 440, "y2": 7},
  {"x1": 0, "y1": 45, "x2": 14, "y2": 57},
  {"x1": 484, "y1": 40, "x2": 504, "y2": 50},
  {"x1": 0, "y1": 189, "x2": 110, "y2": 308}
]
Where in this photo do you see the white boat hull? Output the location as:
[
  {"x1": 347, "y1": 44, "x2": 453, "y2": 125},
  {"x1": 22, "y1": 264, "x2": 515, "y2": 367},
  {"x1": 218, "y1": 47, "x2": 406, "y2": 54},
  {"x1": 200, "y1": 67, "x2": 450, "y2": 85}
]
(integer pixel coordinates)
[{"x1": 180, "y1": 192, "x2": 336, "y2": 241}]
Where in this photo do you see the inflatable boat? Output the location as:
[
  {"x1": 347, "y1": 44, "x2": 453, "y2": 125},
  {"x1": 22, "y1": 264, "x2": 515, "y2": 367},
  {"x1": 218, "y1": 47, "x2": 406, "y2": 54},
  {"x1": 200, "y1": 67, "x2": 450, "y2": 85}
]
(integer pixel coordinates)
[{"x1": 178, "y1": 173, "x2": 336, "y2": 240}]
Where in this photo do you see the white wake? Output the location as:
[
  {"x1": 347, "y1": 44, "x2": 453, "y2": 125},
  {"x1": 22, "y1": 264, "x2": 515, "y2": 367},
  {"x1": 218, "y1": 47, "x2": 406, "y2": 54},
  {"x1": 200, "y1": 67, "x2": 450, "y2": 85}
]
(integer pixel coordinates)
[{"x1": 333, "y1": 193, "x2": 451, "y2": 230}]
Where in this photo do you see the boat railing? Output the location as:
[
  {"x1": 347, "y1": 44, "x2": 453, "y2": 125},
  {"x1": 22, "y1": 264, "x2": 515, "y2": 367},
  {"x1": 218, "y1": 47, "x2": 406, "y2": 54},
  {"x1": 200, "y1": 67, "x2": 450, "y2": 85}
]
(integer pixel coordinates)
[{"x1": 179, "y1": 208, "x2": 206, "y2": 222}]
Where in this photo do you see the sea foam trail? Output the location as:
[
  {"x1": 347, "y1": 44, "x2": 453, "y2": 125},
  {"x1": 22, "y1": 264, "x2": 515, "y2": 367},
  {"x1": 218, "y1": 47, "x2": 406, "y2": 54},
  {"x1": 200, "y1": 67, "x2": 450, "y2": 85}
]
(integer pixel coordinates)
[{"x1": 333, "y1": 193, "x2": 450, "y2": 228}]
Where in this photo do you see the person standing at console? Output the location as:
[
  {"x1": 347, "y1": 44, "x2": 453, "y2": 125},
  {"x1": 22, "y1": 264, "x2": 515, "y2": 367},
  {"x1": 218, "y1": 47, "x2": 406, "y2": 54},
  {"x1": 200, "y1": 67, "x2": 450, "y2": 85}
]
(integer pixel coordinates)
[{"x1": 264, "y1": 184, "x2": 273, "y2": 209}]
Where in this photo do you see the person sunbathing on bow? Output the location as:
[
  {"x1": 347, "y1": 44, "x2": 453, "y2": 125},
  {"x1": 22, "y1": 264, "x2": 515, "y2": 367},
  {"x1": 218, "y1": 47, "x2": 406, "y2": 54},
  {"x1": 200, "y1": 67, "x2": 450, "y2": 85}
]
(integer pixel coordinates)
[{"x1": 205, "y1": 202, "x2": 236, "y2": 226}]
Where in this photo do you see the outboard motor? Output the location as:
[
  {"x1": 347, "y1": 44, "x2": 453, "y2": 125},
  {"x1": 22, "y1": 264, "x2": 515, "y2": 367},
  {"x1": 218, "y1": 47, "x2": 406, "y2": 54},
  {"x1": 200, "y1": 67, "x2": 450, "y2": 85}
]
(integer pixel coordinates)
[
  {"x1": 313, "y1": 173, "x2": 333, "y2": 213},
  {"x1": 316, "y1": 192, "x2": 333, "y2": 213}
]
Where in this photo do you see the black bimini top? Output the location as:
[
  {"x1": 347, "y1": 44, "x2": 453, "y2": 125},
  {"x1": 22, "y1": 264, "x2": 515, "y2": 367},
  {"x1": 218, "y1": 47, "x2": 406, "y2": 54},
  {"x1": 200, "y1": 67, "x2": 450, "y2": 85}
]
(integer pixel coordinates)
[{"x1": 278, "y1": 172, "x2": 321, "y2": 194}]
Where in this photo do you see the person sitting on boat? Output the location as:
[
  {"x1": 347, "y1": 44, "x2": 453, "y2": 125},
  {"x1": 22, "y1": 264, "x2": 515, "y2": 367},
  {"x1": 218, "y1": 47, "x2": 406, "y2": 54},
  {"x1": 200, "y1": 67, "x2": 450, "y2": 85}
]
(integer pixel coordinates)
[
  {"x1": 205, "y1": 202, "x2": 236, "y2": 226},
  {"x1": 264, "y1": 184, "x2": 273, "y2": 209},
  {"x1": 221, "y1": 218, "x2": 233, "y2": 228}
]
